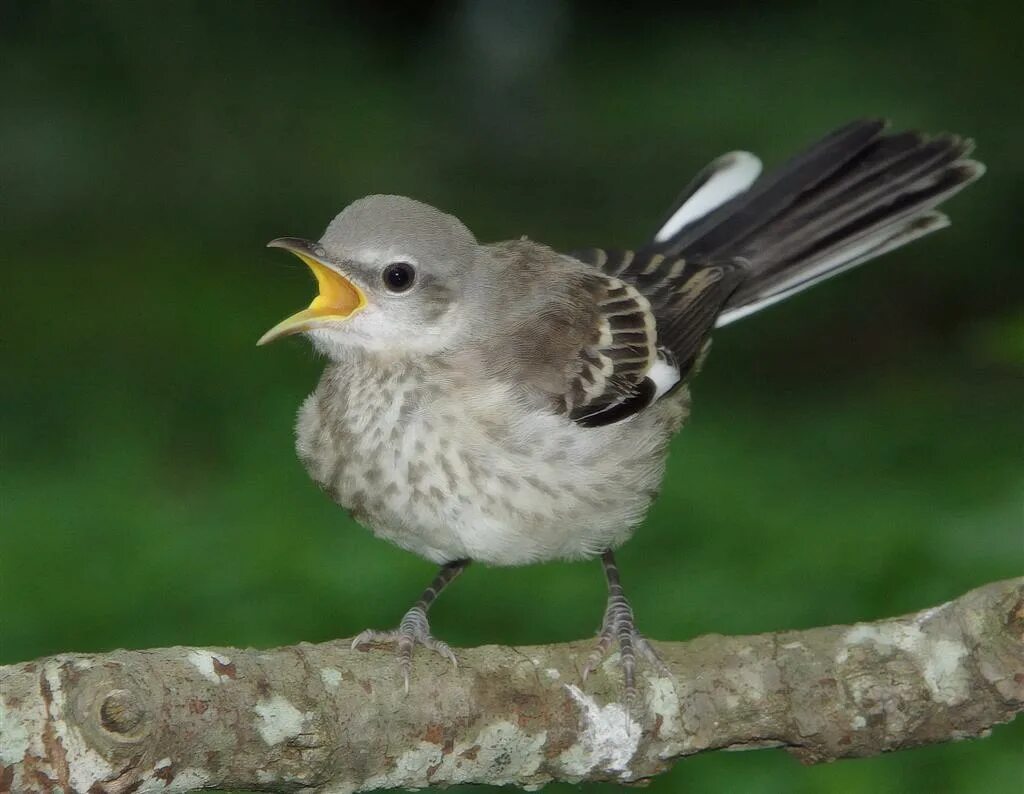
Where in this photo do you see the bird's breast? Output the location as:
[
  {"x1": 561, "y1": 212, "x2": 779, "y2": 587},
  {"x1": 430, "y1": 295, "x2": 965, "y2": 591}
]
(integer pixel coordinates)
[{"x1": 294, "y1": 362, "x2": 683, "y2": 565}]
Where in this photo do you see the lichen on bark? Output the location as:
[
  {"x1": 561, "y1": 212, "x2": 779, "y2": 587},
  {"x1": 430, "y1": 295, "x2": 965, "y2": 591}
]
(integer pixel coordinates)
[{"x1": 1, "y1": 578, "x2": 1021, "y2": 793}]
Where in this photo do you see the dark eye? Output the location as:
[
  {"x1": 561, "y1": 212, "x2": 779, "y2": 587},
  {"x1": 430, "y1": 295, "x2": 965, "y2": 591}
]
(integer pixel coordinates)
[{"x1": 382, "y1": 262, "x2": 416, "y2": 293}]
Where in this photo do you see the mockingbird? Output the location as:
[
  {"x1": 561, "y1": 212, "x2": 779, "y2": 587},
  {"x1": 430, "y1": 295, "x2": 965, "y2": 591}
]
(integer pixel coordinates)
[{"x1": 259, "y1": 119, "x2": 983, "y2": 701}]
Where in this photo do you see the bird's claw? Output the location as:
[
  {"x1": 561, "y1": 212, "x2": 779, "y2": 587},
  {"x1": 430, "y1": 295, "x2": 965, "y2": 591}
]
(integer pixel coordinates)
[
  {"x1": 581, "y1": 602, "x2": 667, "y2": 709},
  {"x1": 580, "y1": 633, "x2": 614, "y2": 683},
  {"x1": 351, "y1": 605, "x2": 457, "y2": 693}
]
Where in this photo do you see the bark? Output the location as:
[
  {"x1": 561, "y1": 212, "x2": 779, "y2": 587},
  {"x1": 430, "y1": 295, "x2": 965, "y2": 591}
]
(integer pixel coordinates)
[{"x1": 1, "y1": 578, "x2": 1021, "y2": 793}]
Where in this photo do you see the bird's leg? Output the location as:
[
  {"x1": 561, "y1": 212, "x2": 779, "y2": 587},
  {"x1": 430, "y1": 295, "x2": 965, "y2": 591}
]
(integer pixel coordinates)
[
  {"x1": 582, "y1": 549, "x2": 667, "y2": 706},
  {"x1": 351, "y1": 559, "x2": 469, "y2": 692}
]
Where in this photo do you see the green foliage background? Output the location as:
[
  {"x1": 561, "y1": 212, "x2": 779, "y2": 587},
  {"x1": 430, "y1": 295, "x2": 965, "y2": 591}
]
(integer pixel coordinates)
[{"x1": 2, "y1": 2, "x2": 1021, "y2": 792}]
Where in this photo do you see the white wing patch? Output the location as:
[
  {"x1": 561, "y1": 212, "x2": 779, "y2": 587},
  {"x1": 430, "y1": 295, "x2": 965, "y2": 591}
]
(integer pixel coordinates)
[
  {"x1": 654, "y1": 151, "x2": 762, "y2": 243},
  {"x1": 647, "y1": 351, "x2": 681, "y2": 400}
]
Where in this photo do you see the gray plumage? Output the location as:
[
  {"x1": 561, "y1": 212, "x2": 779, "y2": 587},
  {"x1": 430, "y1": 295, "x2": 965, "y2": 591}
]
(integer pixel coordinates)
[
  {"x1": 261, "y1": 120, "x2": 984, "y2": 696},
  {"x1": 294, "y1": 216, "x2": 688, "y2": 565}
]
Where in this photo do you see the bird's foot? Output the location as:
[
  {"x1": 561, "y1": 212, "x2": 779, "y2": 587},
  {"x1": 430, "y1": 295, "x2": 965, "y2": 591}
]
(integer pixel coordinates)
[
  {"x1": 351, "y1": 605, "x2": 457, "y2": 693},
  {"x1": 581, "y1": 594, "x2": 668, "y2": 709}
]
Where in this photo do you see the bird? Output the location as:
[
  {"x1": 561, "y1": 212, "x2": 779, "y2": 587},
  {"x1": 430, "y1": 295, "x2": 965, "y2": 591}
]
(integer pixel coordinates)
[{"x1": 258, "y1": 119, "x2": 983, "y2": 702}]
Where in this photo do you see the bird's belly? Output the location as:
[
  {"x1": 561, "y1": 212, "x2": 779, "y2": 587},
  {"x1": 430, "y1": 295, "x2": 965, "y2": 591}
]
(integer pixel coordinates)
[{"x1": 296, "y1": 385, "x2": 679, "y2": 566}]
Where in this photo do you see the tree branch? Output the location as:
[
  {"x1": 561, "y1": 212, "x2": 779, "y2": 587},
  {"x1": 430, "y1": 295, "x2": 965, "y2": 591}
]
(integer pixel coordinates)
[{"x1": 2, "y1": 578, "x2": 1021, "y2": 793}]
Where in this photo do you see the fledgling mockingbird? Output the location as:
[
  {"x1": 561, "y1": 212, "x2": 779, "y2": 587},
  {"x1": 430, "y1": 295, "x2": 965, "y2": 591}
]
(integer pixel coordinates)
[{"x1": 259, "y1": 119, "x2": 983, "y2": 701}]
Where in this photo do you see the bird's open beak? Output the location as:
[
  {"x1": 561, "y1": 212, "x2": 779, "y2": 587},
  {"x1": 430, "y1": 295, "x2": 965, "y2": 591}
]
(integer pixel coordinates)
[{"x1": 258, "y1": 237, "x2": 368, "y2": 346}]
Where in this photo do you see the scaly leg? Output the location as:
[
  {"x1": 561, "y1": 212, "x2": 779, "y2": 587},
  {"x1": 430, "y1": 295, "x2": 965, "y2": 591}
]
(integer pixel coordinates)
[
  {"x1": 581, "y1": 550, "x2": 667, "y2": 706},
  {"x1": 351, "y1": 559, "x2": 469, "y2": 692}
]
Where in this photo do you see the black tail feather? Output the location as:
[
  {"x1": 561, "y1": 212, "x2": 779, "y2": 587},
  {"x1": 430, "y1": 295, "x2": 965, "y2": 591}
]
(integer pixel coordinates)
[
  {"x1": 650, "y1": 120, "x2": 984, "y2": 326},
  {"x1": 656, "y1": 119, "x2": 887, "y2": 259}
]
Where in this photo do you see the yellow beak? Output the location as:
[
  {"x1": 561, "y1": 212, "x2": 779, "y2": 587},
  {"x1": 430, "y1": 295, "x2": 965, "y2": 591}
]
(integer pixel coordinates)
[{"x1": 258, "y1": 237, "x2": 367, "y2": 346}]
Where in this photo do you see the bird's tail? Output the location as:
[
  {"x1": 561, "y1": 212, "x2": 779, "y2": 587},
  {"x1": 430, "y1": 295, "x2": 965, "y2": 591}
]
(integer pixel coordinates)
[{"x1": 649, "y1": 120, "x2": 984, "y2": 327}]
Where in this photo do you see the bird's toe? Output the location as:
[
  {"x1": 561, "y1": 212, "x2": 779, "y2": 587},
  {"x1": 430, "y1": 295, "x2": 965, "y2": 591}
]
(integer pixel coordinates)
[{"x1": 351, "y1": 609, "x2": 458, "y2": 692}]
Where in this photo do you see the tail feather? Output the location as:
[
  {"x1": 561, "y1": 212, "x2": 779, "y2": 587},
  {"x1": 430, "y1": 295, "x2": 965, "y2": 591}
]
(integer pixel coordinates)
[
  {"x1": 750, "y1": 135, "x2": 969, "y2": 260},
  {"x1": 738, "y1": 159, "x2": 982, "y2": 302},
  {"x1": 651, "y1": 120, "x2": 984, "y2": 326},
  {"x1": 653, "y1": 151, "x2": 762, "y2": 243},
  {"x1": 715, "y1": 212, "x2": 950, "y2": 326},
  {"x1": 657, "y1": 119, "x2": 887, "y2": 259}
]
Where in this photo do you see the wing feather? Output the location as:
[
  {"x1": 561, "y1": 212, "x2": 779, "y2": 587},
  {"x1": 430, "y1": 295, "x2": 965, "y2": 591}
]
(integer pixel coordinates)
[
  {"x1": 564, "y1": 120, "x2": 982, "y2": 428},
  {"x1": 564, "y1": 273, "x2": 660, "y2": 424},
  {"x1": 568, "y1": 248, "x2": 743, "y2": 388}
]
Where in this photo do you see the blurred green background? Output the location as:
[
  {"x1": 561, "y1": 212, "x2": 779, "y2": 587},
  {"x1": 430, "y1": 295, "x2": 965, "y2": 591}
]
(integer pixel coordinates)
[{"x1": 2, "y1": 2, "x2": 1022, "y2": 792}]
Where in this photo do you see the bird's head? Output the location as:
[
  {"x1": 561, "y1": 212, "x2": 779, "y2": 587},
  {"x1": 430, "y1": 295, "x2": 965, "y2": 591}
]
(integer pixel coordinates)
[{"x1": 259, "y1": 195, "x2": 479, "y2": 358}]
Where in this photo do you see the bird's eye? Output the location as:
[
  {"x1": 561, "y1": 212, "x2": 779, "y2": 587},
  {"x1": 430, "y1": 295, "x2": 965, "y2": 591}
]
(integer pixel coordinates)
[{"x1": 382, "y1": 262, "x2": 416, "y2": 293}]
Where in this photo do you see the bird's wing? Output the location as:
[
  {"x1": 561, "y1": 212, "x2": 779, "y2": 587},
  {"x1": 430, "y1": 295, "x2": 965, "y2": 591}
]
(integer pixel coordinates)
[
  {"x1": 568, "y1": 248, "x2": 745, "y2": 411},
  {"x1": 561, "y1": 270, "x2": 661, "y2": 427},
  {"x1": 483, "y1": 240, "x2": 732, "y2": 427},
  {"x1": 564, "y1": 121, "x2": 982, "y2": 427}
]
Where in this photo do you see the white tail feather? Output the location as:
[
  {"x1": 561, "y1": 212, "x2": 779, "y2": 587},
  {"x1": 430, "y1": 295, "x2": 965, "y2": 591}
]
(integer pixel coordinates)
[{"x1": 654, "y1": 152, "x2": 762, "y2": 243}]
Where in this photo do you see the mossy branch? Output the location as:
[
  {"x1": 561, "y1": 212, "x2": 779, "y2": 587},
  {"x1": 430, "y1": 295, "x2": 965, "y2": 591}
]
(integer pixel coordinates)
[{"x1": 1, "y1": 579, "x2": 1021, "y2": 793}]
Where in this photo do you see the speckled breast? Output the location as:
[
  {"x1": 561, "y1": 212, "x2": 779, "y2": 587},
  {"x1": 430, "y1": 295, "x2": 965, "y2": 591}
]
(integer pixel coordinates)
[{"x1": 294, "y1": 359, "x2": 688, "y2": 566}]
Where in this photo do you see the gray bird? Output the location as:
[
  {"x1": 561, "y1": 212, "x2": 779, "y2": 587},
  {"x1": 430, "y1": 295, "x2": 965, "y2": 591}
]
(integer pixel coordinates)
[{"x1": 259, "y1": 120, "x2": 983, "y2": 701}]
